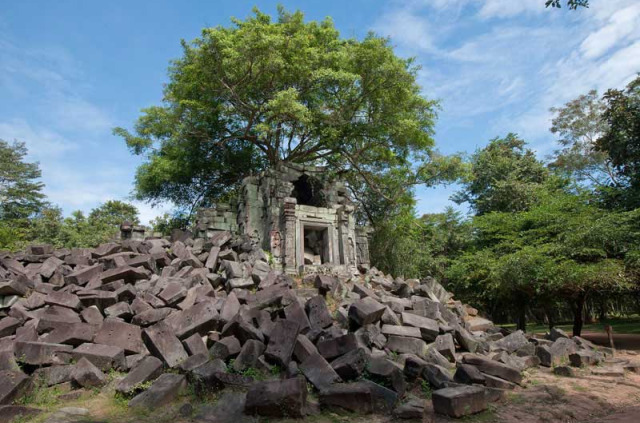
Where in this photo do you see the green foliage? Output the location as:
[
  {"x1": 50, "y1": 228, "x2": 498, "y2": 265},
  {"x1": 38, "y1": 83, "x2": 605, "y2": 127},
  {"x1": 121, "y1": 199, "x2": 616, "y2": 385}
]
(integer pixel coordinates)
[
  {"x1": 545, "y1": 0, "x2": 589, "y2": 9},
  {"x1": 149, "y1": 211, "x2": 191, "y2": 236},
  {"x1": 597, "y1": 75, "x2": 640, "y2": 209},
  {"x1": 453, "y1": 134, "x2": 549, "y2": 215},
  {"x1": 115, "y1": 7, "x2": 440, "y2": 211},
  {"x1": 89, "y1": 200, "x2": 140, "y2": 227}
]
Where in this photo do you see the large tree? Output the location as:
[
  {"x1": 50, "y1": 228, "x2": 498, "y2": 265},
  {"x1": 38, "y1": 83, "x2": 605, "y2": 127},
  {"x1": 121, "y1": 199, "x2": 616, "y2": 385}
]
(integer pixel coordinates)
[
  {"x1": 597, "y1": 75, "x2": 640, "y2": 209},
  {"x1": 0, "y1": 140, "x2": 46, "y2": 221},
  {"x1": 453, "y1": 134, "x2": 549, "y2": 215},
  {"x1": 115, "y1": 7, "x2": 440, "y2": 212}
]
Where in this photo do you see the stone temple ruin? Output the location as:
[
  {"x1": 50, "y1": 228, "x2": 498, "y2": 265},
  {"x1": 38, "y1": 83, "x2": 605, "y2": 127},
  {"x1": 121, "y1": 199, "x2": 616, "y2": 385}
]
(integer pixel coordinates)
[{"x1": 194, "y1": 165, "x2": 372, "y2": 274}]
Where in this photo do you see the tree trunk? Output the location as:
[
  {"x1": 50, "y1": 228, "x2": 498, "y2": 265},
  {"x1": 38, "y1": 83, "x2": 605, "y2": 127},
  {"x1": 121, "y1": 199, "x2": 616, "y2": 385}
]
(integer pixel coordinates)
[
  {"x1": 598, "y1": 298, "x2": 607, "y2": 322},
  {"x1": 573, "y1": 292, "x2": 586, "y2": 337},
  {"x1": 516, "y1": 302, "x2": 526, "y2": 332}
]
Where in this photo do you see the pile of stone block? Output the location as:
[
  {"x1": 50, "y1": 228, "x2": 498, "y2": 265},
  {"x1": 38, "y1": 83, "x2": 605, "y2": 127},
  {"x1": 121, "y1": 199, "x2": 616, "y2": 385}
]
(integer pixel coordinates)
[{"x1": 0, "y1": 233, "x2": 628, "y2": 419}]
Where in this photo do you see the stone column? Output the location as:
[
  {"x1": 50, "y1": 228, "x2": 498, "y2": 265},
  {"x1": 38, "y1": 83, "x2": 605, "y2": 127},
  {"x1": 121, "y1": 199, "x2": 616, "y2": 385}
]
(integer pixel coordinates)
[{"x1": 283, "y1": 197, "x2": 298, "y2": 274}]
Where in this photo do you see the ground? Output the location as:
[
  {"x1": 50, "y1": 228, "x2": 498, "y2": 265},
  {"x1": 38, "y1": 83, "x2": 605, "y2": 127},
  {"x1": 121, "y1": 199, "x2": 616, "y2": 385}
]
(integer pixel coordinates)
[{"x1": 10, "y1": 352, "x2": 640, "y2": 423}]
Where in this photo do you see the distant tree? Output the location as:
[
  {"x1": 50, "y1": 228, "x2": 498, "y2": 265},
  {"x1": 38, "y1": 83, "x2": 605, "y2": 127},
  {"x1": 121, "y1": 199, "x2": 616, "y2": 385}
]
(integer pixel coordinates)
[
  {"x1": 114, "y1": 7, "x2": 440, "y2": 213},
  {"x1": 0, "y1": 140, "x2": 46, "y2": 221},
  {"x1": 150, "y1": 211, "x2": 191, "y2": 236},
  {"x1": 549, "y1": 90, "x2": 618, "y2": 188},
  {"x1": 453, "y1": 134, "x2": 549, "y2": 215},
  {"x1": 88, "y1": 200, "x2": 140, "y2": 227},
  {"x1": 545, "y1": 0, "x2": 589, "y2": 9},
  {"x1": 597, "y1": 75, "x2": 640, "y2": 209}
]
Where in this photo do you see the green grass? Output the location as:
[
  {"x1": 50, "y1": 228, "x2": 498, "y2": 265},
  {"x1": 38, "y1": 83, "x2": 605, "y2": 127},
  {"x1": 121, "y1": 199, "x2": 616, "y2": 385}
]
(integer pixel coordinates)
[{"x1": 500, "y1": 315, "x2": 640, "y2": 335}]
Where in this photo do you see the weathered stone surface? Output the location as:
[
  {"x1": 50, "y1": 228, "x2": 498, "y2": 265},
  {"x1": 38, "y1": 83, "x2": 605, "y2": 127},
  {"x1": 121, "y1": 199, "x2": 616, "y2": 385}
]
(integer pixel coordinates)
[
  {"x1": 386, "y1": 336, "x2": 428, "y2": 357},
  {"x1": 220, "y1": 292, "x2": 240, "y2": 323},
  {"x1": 367, "y1": 356, "x2": 406, "y2": 395},
  {"x1": 32, "y1": 365, "x2": 74, "y2": 386},
  {"x1": 454, "y1": 363, "x2": 486, "y2": 385},
  {"x1": 72, "y1": 343, "x2": 126, "y2": 371},
  {"x1": 381, "y1": 324, "x2": 421, "y2": 339},
  {"x1": 317, "y1": 333, "x2": 358, "y2": 360},
  {"x1": 0, "y1": 370, "x2": 30, "y2": 406},
  {"x1": 129, "y1": 373, "x2": 186, "y2": 408},
  {"x1": 183, "y1": 333, "x2": 208, "y2": 356},
  {"x1": 393, "y1": 397, "x2": 424, "y2": 419},
  {"x1": 432, "y1": 386, "x2": 487, "y2": 418},
  {"x1": 71, "y1": 357, "x2": 106, "y2": 388},
  {"x1": 299, "y1": 352, "x2": 341, "y2": 390},
  {"x1": 132, "y1": 307, "x2": 173, "y2": 327},
  {"x1": 549, "y1": 327, "x2": 570, "y2": 341},
  {"x1": 37, "y1": 306, "x2": 82, "y2": 331},
  {"x1": 45, "y1": 291, "x2": 82, "y2": 310},
  {"x1": 422, "y1": 363, "x2": 453, "y2": 389},
  {"x1": 401, "y1": 312, "x2": 439, "y2": 341},
  {"x1": 293, "y1": 334, "x2": 318, "y2": 363},
  {"x1": 190, "y1": 360, "x2": 253, "y2": 392},
  {"x1": 462, "y1": 354, "x2": 522, "y2": 385},
  {"x1": 245, "y1": 376, "x2": 307, "y2": 418},
  {"x1": 569, "y1": 351, "x2": 600, "y2": 367},
  {"x1": 142, "y1": 322, "x2": 188, "y2": 368},
  {"x1": 434, "y1": 333, "x2": 456, "y2": 361},
  {"x1": 158, "y1": 281, "x2": 187, "y2": 306},
  {"x1": 553, "y1": 366, "x2": 576, "y2": 377},
  {"x1": 165, "y1": 300, "x2": 218, "y2": 339},
  {"x1": 210, "y1": 336, "x2": 241, "y2": 360},
  {"x1": 100, "y1": 265, "x2": 148, "y2": 284},
  {"x1": 178, "y1": 353, "x2": 210, "y2": 373},
  {"x1": 315, "y1": 275, "x2": 337, "y2": 295},
  {"x1": 0, "y1": 405, "x2": 42, "y2": 422},
  {"x1": 0, "y1": 317, "x2": 21, "y2": 338},
  {"x1": 65, "y1": 264, "x2": 103, "y2": 286},
  {"x1": 318, "y1": 380, "x2": 398, "y2": 414},
  {"x1": 302, "y1": 296, "x2": 332, "y2": 331},
  {"x1": 467, "y1": 317, "x2": 493, "y2": 332},
  {"x1": 233, "y1": 340, "x2": 265, "y2": 373},
  {"x1": 94, "y1": 320, "x2": 145, "y2": 354},
  {"x1": 284, "y1": 300, "x2": 311, "y2": 333},
  {"x1": 491, "y1": 330, "x2": 529, "y2": 353},
  {"x1": 116, "y1": 356, "x2": 163, "y2": 394},
  {"x1": 14, "y1": 341, "x2": 72, "y2": 366},
  {"x1": 45, "y1": 323, "x2": 96, "y2": 346},
  {"x1": 265, "y1": 319, "x2": 300, "y2": 367},
  {"x1": 348, "y1": 297, "x2": 386, "y2": 327},
  {"x1": 331, "y1": 347, "x2": 368, "y2": 380}
]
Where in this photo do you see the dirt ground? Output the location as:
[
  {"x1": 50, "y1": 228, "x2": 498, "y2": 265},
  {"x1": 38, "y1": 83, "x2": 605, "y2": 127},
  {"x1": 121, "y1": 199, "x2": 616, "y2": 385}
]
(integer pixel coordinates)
[
  {"x1": 580, "y1": 332, "x2": 640, "y2": 352},
  {"x1": 13, "y1": 352, "x2": 640, "y2": 423}
]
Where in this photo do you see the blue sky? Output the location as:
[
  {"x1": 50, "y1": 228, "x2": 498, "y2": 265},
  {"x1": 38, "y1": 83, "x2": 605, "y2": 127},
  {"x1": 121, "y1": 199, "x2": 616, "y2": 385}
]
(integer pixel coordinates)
[{"x1": 1, "y1": 0, "x2": 639, "y2": 224}]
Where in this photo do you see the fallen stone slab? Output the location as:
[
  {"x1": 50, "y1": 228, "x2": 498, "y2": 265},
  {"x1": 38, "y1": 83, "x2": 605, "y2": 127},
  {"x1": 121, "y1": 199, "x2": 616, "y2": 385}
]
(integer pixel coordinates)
[
  {"x1": 306, "y1": 295, "x2": 333, "y2": 330},
  {"x1": 293, "y1": 334, "x2": 318, "y2": 363},
  {"x1": 365, "y1": 356, "x2": 406, "y2": 395},
  {"x1": 381, "y1": 324, "x2": 421, "y2": 339},
  {"x1": 116, "y1": 356, "x2": 163, "y2": 394},
  {"x1": 0, "y1": 317, "x2": 21, "y2": 338},
  {"x1": 467, "y1": 317, "x2": 493, "y2": 332},
  {"x1": 71, "y1": 357, "x2": 106, "y2": 388},
  {"x1": 178, "y1": 353, "x2": 210, "y2": 373},
  {"x1": 331, "y1": 347, "x2": 368, "y2": 380},
  {"x1": 434, "y1": 333, "x2": 456, "y2": 361},
  {"x1": 100, "y1": 266, "x2": 148, "y2": 284},
  {"x1": 432, "y1": 385, "x2": 487, "y2": 418},
  {"x1": 490, "y1": 330, "x2": 529, "y2": 353},
  {"x1": 265, "y1": 319, "x2": 300, "y2": 367},
  {"x1": 0, "y1": 370, "x2": 30, "y2": 405},
  {"x1": 317, "y1": 333, "x2": 358, "y2": 360},
  {"x1": 45, "y1": 291, "x2": 82, "y2": 310},
  {"x1": 244, "y1": 376, "x2": 307, "y2": 418},
  {"x1": 348, "y1": 297, "x2": 386, "y2": 327},
  {"x1": 131, "y1": 307, "x2": 172, "y2": 327},
  {"x1": 183, "y1": 333, "x2": 208, "y2": 356},
  {"x1": 94, "y1": 319, "x2": 146, "y2": 354},
  {"x1": 393, "y1": 396, "x2": 424, "y2": 420},
  {"x1": 318, "y1": 380, "x2": 398, "y2": 414},
  {"x1": 284, "y1": 300, "x2": 311, "y2": 334},
  {"x1": 462, "y1": 354, "x2": 522, "y2": 385},
  {"x1": 165, "y1": 300, "x2": 218, "y2": 339},
  {"x1": 65, "y1": 264, "x2": 103, "y2": 286},
  {"x1": 592, "y1": 366, "x2": 625, "y2": 377},
  {"x1": 210, "y1": 336, "x2": 241, "y2": 360},
  {"x1": 401, "y1": 312, "x2": 439, "y2": 341},
  {"x1": 44, "y1": 323, "x2": 96, "y2": 347},
  {"x1": 32, "y1": 365, "x2": 74, "y2": 387},
  {"x1": 569, "y1": 351, "x2": 600, "y2": 367},
  {"x1": 72, "y1": 343, "x2": 126, "y2": 371},
  {"x1": 454, "y1": 363, "x2": 486, "y2": 385},
  {"x1": 422, "y1": 363, "x2": 453, "y2": 389},
  {"x1": 386, "y1": 336, "x2": 428, "y2": 357},
  {"x1": 14, "y1": 341, "x2": 73, "y2": 366},
  {"x1": 37, "y1": 306, "x2": 82, "y2": 331},
  {"x1": 0, "y1": 405, "x2": 42, "y2": 422},
  {"x1": 299, "y1": 353, "x2": 342, "y2": 390},
  {"x1": 190, "y1": 360, "x2": 253, "y2": 392},
  {"x1": 104, "y1": 301, "x2": 133, "y2": 320},
  {"x1": 142, "y1": 322, "x2": 188, "y2": 368},
  {"x1": 233, "y1": 340, "x2": 265, "y2": 373},
  {"x1": 129, "y1": 373, "x2": 186, "y2": 409}
]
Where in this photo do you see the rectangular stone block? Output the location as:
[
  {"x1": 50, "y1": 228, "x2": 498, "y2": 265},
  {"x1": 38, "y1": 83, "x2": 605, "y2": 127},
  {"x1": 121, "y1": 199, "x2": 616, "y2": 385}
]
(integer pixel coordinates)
[
  {"x1": 265, "y1": 319, "x2": 300, "y2": 367},
  {"x1": 432, "y1": 386, "x2": 487, "y2": 418},
  {"x1": 143, "y1": 322, "x2": 188, "y2": 368}
]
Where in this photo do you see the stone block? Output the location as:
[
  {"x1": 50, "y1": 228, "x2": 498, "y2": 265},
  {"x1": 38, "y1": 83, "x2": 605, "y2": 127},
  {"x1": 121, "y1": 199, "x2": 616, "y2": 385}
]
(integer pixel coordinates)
[
  {"x1": 71, "y1": 357, "x2": 106, "y2": 388},
  {"x1": 33, "y1": 365, "x2": 74, "y2": 387},
  {"x1": 80, "y1": 306, "x2": 103, "y2": 325},
  {"x1": 366, "y1": 356, "x2": 406, "y2": 395},
  {"x1": 305, "y1": 295, "x2": 333, "y2": 330},
  {"x1": 284, "y1": 300, "x2": 311, "y2": 333},
  {"x1": 131, "y1": 307, "x2": 173, "y2": 327},
  {"x1": 165, "y1": 300, "x2": 218, "y2": 339},
  {"x1": 44, "y1": 291, "x2": 82, "y2": 310},
  {"x1": 386, "y1": 336, "x2": 428, "y2": 357},
  {"x1": 0, "y1": 317, "x2": 20, "y2": 338},
  {"x1": 422, "y1": 363, "x2": 453, "y2": 389},
  {"x1": 569, "y1": 351, "x2": 599, "y2": 367},
  {"x1": 401, "y1": 312, "x2": 439, "y2": 341},
  {"x1": 158, "y1": 282, "x2": 187, "y2": 306},
  {"x1": 462, "y1": 354, "x2": 522, "y2": 385},
  {"x1": 293, "y1": 334, "x2": 318, "y2": 363},
  {"x1": 491, "y1": 330, "x2": 529, "y2": 353},
  {"x1": 265, "y1": 319, "x2": 300, "y2": 367},
  {"x1": 245, "y1": 376, "x2": 307, "y2": 418},
  {"x1": 331, "y1": 347, "x2": 368, "y2": 380},
  {"x1": 434, "y1": 333, "x2": 456, "y2": 361},
  {"x1": 317, "y1": 333, "x2": 358, "y2": 360},
  {"x1": 94, "y1": 320, "x2": 145, "y2": 354},
  {"x1": 100, "y1": 266, "x2": 148, "y2": 284},
  {"x1": 454, "y1": 363, "x2": 486, "y2": 385},
  {"x1": 0, "y1": 370, "x2": 30, "y2": 405},
  {"x1": 37, "y1": 306, "x2": 82, "y2": 331},
  {"x1": 432, "y1": 386, "x2": 487, "y2": 418},
  {"x1": 233, "y1": 340, "x2": 265, "y2": 373},
  {"x1": 142, "y1": 322, "x2": 188, "y2": 368},
  {"x1": 183, "y1": 333, "x2": 208, "y2": 356},
  {"x1": 381, "y1": 324, "x2": 421, "y2": 339},
  {"x1": 299, "y1": 353, "x2": 341, "y2": 390},
  {"x1": 104, "y1": 301, "x2": 133, "y2": 320},
  {"x1": 210, "y1": 336, "x2": 241, "y2": 360},
  {"x1": 348, "y1": 297, "x2": 386, "y2": 327},
  {"x1": 315, "y1": 275, "x2": 337, "y2": 295},
  {"x1": 45, "y1": 323, "x2": 96, "y2": 346},
  {"x1": 318, "y1": 380, "x2": 398, "y2": 414},
  {"x1": 14, "y1": 341, "x2": 72, "y2": 366},
  {"x1": 72, "y1": 343, "x2": 126, "y2": 371},
  {"x1": 220, "y1": 292, "x2": 240, "y2": 324},
  {"x1": 129, "y1": 374, "x2": 186, "y2": 408},
  {"x1": 65, "y1": 264, "x2": 103, "y2": 286},
  {"x1": 116, "y1": 356, "x2": 163, "y2": 394}
]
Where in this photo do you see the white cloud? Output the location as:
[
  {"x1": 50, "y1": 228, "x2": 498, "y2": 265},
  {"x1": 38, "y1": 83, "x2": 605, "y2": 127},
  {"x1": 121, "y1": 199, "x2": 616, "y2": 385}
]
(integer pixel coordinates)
[
  {"x1": 580, "y1": 3, "x2": 640, "y2": 59},
  {"x1": 374, "y1": 7, "x2": 436, "y2": 52},
  {"x1": 0, "y1": 118, "x2": 77, "y2": 157},
  {"x1": 477, "y1": 0, "x2": 542, "y2": 19}
]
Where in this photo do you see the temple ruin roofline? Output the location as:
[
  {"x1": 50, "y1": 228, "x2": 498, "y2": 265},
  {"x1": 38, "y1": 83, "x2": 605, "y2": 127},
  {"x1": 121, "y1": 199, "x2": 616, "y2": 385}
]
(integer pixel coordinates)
[{"x1": 194, "y1": 167, "x2": 371, "y2": 274}]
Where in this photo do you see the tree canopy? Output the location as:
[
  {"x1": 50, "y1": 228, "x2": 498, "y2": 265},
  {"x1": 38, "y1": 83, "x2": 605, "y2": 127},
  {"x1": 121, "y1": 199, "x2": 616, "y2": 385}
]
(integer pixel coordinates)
[
  {"x1": 114, "y1": 7, "x2": 441, "y2": 211},
  {"x1": 0, "y1": 140, "x2": 46, "y2": 221}
]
